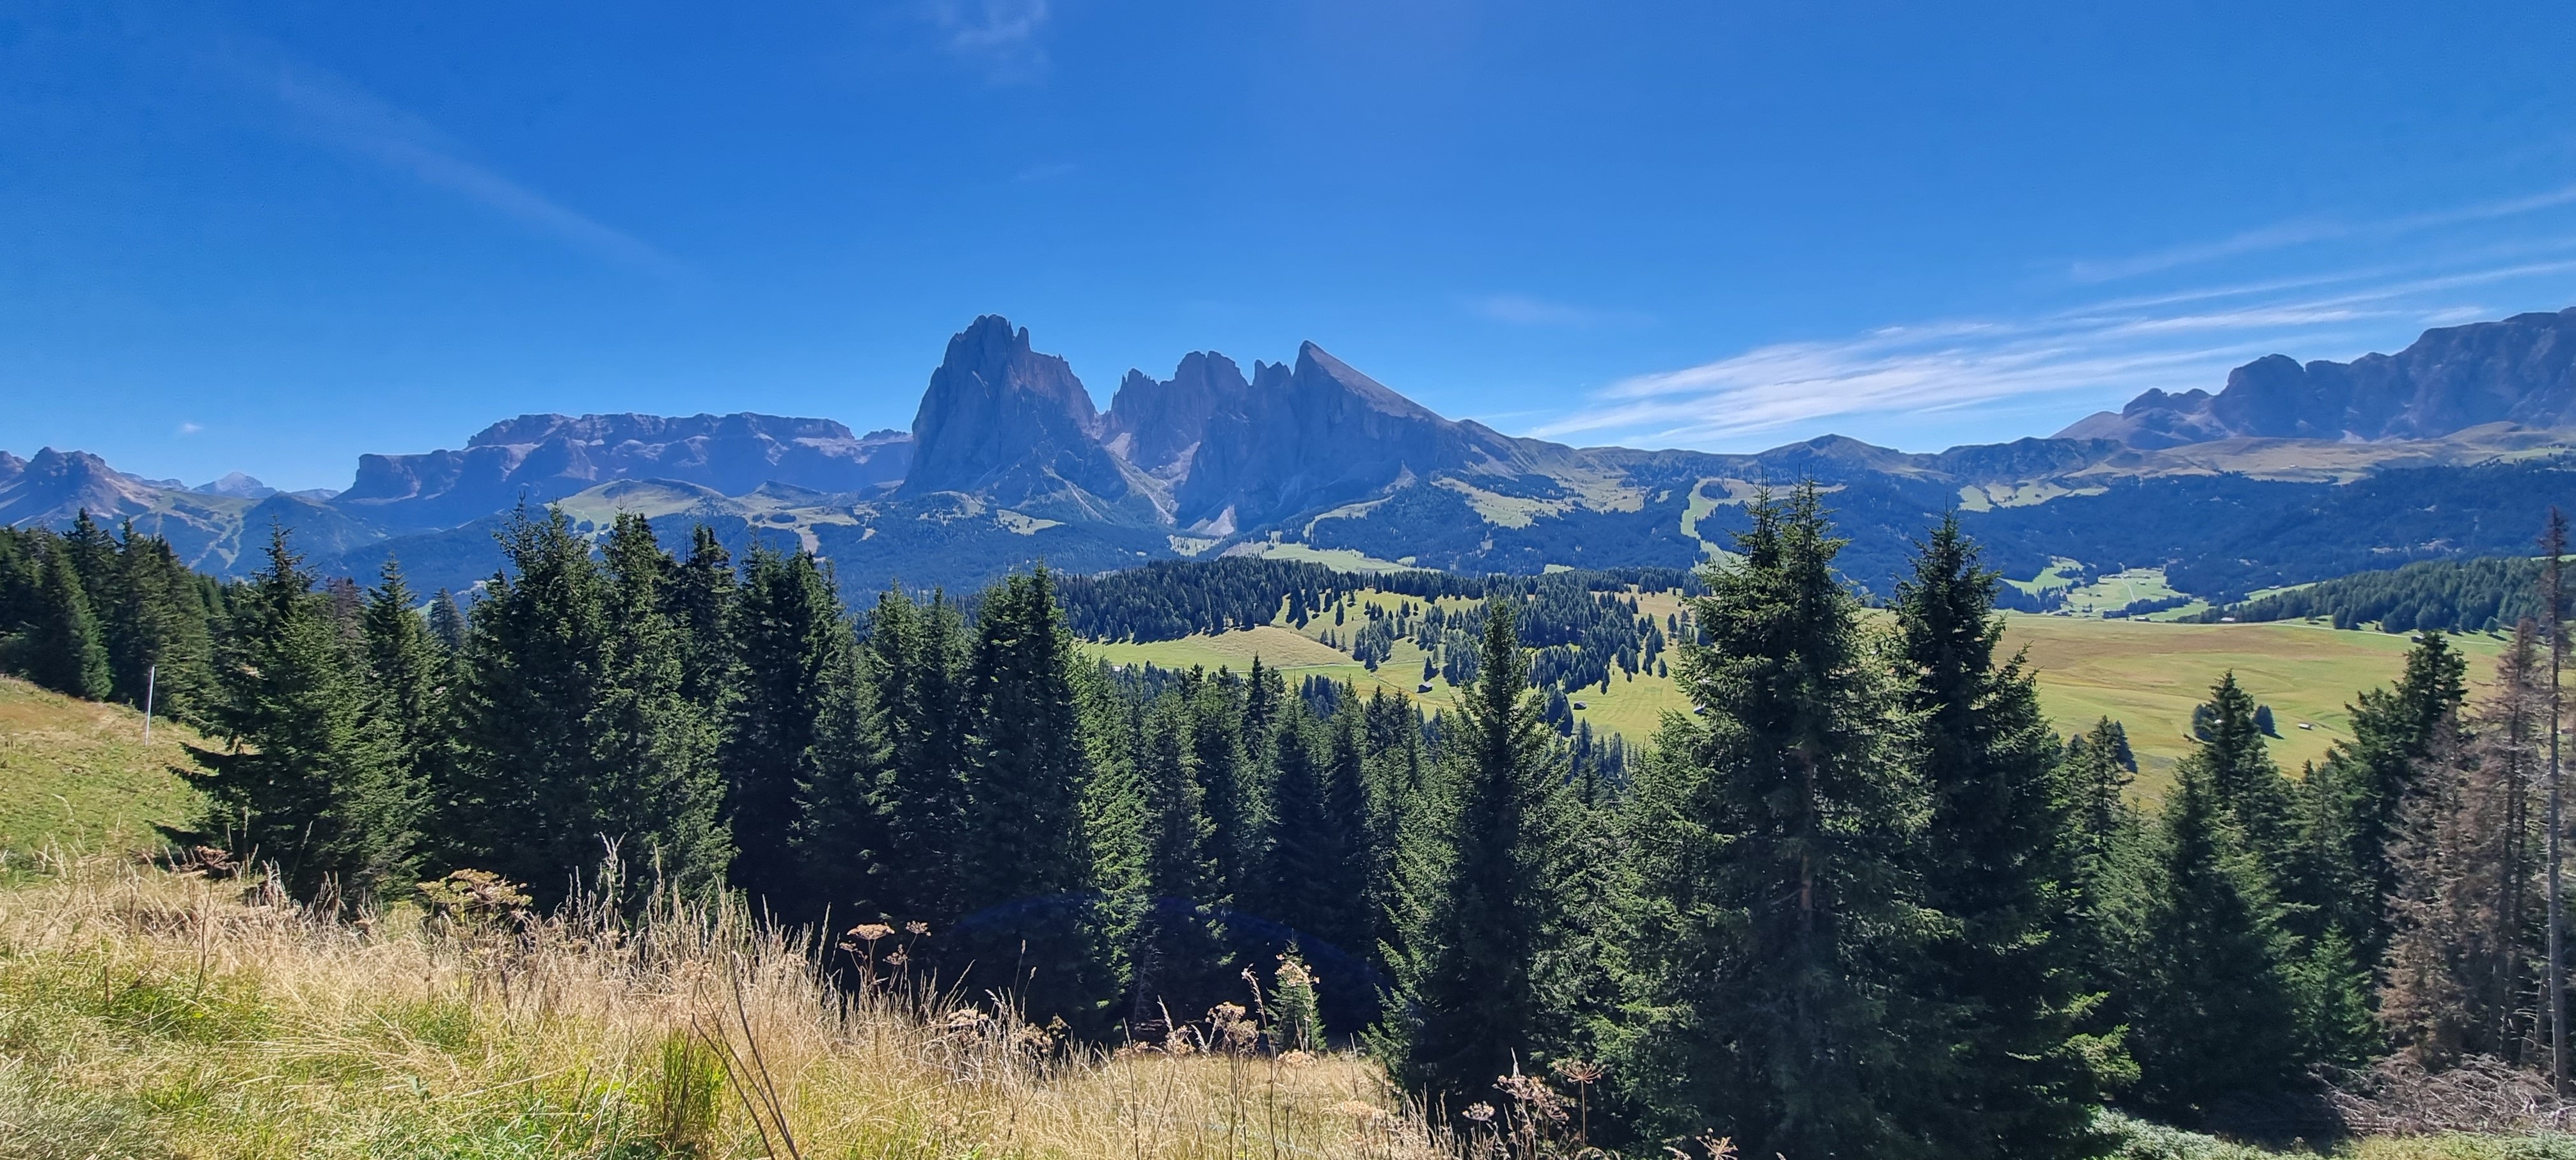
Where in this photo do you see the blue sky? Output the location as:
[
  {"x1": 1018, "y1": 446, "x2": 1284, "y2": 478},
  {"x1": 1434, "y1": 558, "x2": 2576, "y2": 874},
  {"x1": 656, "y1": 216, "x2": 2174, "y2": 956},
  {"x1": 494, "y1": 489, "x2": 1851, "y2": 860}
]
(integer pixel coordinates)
[{"x1": 8, "y1": 1, "x2": 2576, "y2": 490}]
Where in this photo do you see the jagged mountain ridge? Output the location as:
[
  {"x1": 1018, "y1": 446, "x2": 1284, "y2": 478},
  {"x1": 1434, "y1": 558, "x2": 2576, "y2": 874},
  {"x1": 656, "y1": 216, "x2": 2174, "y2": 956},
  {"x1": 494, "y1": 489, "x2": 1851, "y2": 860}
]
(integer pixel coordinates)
[
  {"x1": 18, "y1": 307, "x2": 2576, "y2": 600},
  {"x1": 342, "y1": 411, "x2": 912, "y2": 530},
  {"x1": 2058, "y1": 308, "x2": 2576, "y2": 448}
]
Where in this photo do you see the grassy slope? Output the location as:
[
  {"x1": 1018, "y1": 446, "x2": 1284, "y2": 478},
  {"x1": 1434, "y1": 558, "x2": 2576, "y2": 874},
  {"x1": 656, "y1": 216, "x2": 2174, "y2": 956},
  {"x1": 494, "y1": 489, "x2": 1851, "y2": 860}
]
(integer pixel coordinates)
[
  {"x1": 0, "y1": 676, "x2": 202, "y2": 859},
  {"x1": 1086, "y1": 592, "x2": 2504, "y2": 799},
  {"x1": 2000, "y1": 615, "x2": 2504, "y2": 793},
  {"x1": 0, "y1": 678, "x2": 1435, "y2": 1160}
]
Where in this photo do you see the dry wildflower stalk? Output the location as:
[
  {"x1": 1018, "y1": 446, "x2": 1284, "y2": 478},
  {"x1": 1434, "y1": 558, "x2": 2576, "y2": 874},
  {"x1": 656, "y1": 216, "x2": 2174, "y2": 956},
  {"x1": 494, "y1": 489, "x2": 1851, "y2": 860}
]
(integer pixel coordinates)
[{"x1": 0, "y1": 852, "x2": 1446, "y2": 1160}]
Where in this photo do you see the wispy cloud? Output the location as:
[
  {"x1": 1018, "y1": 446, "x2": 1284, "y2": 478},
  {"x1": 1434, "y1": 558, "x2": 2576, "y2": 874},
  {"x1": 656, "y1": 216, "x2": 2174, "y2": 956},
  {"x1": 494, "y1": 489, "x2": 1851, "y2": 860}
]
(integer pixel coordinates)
[
  {"x1": 212, "y1": 38, "x2": 682, "y2": 278},
  {"x1": 927, "y1": 0, "x2": 1052, "y2": 82},
  {"x1": 1535, "y1": 251, "x2": 2576, "y2": 450},
  {"x1": 1467, "y1": 294, "x2": 1648, "y2": 329},
  {"x1": 176, "y1": 422, "x2": 203, "y2": 436},
  {"x1": 2070, "y1": 181, "x2": 2576, "y2": 283}
]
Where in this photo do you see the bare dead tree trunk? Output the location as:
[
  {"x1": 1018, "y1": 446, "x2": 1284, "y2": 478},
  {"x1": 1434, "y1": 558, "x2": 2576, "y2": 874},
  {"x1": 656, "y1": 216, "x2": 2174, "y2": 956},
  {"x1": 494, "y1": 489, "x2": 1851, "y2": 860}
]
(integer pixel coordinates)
[{"x1": 2544, "y1": 509, "x2": 2568, "y2": 1092}]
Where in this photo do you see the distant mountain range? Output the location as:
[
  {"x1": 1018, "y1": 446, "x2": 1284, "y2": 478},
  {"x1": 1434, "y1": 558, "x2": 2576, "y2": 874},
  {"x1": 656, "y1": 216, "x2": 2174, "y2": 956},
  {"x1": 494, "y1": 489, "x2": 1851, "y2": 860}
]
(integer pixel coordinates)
[{"x1": 12, "y1": 308, "x2": 2576, "y2": 604}]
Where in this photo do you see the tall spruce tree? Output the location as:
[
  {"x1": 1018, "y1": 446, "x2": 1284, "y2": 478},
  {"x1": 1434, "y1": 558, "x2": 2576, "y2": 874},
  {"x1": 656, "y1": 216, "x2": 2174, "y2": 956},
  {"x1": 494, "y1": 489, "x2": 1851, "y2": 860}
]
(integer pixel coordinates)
[
  {"x1": 24, "y1": 532, "x2": 110, "y2": 700},
  {"x1": 1263, "y1": 698, "x2": 1377, "y2": 1030},
  {"x1": 104, "y1": 525, "x2": 215, "y2": 721},
  {"x1": 1893, "y1": 515, "x2": 2105, "y2": 1160},
  {"x1": 2316, "y1": 632, "x2": 2469, "y2": 968},
  {"x1": 2196, "y1": 673, "x2": 2302, "y2": 882},
  {"x1": 1380, "y1": 600, "x2": 1558, "y2": 1103},
  {"x1": 0, "y1": 529, "x2": 37, "y2": 645},
  {"x1": 361, "y1": 558, "x2": 443, "y2": 807},
  {"x1": 863, "y1": 589, "x2": 975, "y2": 922},
  {"x1": 667, "y1": 524, "x2": 738, "y2": 712},
  {"x1": 953, "y1": 568, "x2": 1116, "y2": 1028},
  {"x1": 724, "y1": 545, "x2": 845, "y2": 910},
  {"x1": 593, "y1": 513, "x2": 731, "y2": 897},
  {"x1": 1119, "y1": 684, "x2": 1224, "y2": 1024},
  {"x1": 444, "y1": 508, "x2": 728, "y2": 904},
  {"x1": 427, "y1": 588, "x2": 469, "y2": 653},
  {"x1": 1610, "y1": 484, "x2": 1934, "y2": 1158},
  {"x1": 1191, "y1": 669, "x2": 1260, "y2": 913},
  {"x1": 2126, "y1": 750, "x2": 2305, "y2": 1117},
  {"x1": 59, "y1": 511, "x2": 117, "y2": 616},
  {"x1": 792, "y1": 607, "x2": 890, "y2": 919},
  {"x1": 187, "y1": 528, "x2": 413, "y2": 899}
]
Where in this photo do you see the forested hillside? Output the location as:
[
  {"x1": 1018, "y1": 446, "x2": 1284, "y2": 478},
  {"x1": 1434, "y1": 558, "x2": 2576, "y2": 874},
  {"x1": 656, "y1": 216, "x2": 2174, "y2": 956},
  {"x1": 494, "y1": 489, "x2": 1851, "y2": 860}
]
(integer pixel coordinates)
[
  {"x1": 2209, "y1": 554, "x2": 2552, "y2": 632},
  {"x1": 8, "y1": 491, "x2": 2576, "y2": 1153}
]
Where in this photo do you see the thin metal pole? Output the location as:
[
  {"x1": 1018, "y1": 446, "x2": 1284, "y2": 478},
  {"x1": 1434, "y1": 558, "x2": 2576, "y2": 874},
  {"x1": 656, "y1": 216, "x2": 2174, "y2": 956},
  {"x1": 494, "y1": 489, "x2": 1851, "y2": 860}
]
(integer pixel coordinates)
[
  {"x1": 2546, "y1": 510, "x2": 2568, "y2": 1092},
  {"x1": 142, "y1": 664, "x2": 156, "y2": 743}
]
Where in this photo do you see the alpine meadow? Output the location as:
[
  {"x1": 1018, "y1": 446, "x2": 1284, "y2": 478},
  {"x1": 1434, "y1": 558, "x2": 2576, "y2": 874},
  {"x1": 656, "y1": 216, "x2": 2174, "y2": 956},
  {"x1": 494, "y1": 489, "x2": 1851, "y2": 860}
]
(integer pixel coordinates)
[{"x1": 22, "y1": 5, "x2": 2576, "y2": 1156}]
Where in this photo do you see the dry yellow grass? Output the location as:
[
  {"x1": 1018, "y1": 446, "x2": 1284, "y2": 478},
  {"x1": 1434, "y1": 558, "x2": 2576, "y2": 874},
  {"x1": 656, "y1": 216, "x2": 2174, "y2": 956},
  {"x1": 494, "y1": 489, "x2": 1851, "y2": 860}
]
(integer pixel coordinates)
[{"x1": 0, "y1": 851, "x2": 1442, "y2": 1160}]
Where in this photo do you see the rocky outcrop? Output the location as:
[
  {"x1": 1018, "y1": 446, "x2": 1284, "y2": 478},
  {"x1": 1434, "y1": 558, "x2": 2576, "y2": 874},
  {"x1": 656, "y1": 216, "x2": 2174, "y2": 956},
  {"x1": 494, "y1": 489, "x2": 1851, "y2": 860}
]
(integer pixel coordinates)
[
  {"x1": 2059, "y1": 308, "x2": 2576, "y2": 447},
  {"x1": 1172, "y1": 343, "x2": 1545, "y2": 533},
  {"x1": 901, "y1": 316, "x2": 1158, "y2": 522},
  {"x1": 337, "y1": 412, "x2": 911, "y2": 529},
  {"x1": 1101, "y1": 352, "x2": 1252, "y2": 480},
  {"x1": 0, "y1": 448, "x2": 165, "y2": 527}
]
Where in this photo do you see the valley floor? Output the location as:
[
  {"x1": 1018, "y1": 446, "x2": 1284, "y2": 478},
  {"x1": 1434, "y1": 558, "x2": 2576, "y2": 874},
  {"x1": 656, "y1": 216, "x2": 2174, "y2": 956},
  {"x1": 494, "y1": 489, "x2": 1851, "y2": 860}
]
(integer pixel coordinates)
[{"x1": 1094, "y1": 598, "x2": 2502, "y2": 799}]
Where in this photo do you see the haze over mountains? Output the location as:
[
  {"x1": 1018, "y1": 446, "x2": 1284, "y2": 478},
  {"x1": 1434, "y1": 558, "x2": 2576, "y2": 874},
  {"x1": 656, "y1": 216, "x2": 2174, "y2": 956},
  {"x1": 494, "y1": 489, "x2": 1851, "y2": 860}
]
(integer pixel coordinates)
[{"x1": 12, "y1": 308, "x2": 2576, "y2": 604}]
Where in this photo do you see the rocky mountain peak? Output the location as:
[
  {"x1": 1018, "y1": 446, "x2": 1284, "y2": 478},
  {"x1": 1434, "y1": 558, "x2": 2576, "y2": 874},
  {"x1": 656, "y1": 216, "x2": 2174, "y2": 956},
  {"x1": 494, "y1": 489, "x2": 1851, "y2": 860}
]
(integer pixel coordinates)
[
  {"x1": 901, "y1": 316, "x2": 1143, "y2": 514},
  {"x1": 0, "y1": 447, "x2": 161, "y2": 526},
  {"x1": 1102, "y1": 351, "x2": 1251, "y2": 478},
  {"x1": 2059, "y1": 308, "x2": 2576, "y2": 448},
  {"x1": 194, "y1": 472, "x2": 276, "y2": 499}
]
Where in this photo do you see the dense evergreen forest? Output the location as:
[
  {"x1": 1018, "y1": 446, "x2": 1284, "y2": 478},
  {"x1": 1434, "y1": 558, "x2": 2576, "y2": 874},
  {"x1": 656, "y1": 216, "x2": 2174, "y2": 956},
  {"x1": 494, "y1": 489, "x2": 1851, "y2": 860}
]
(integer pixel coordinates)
[
  {"x1": 2208, "y1": 554, "x2": 2551, "y2": 633},
  {"x1": 4, "y1": 492, "x2": 2573, "y2": 1157}
]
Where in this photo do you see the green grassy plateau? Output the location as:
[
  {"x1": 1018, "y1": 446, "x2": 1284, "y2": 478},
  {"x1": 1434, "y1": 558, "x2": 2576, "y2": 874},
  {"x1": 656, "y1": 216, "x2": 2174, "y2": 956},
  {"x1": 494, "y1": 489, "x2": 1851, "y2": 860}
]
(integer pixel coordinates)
[{"x1": 1089, "y1": 595, "x2": 2509, "y2": 799}]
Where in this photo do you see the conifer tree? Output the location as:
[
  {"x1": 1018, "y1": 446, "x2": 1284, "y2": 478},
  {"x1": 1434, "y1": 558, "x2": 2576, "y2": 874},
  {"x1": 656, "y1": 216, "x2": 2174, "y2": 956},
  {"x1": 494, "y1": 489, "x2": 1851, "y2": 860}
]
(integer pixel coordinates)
[
  {"x1": 1263, "y1": 700, "x2": 1376, "y2": 1027},
  {"x1": 0, "y1": 530, "x2": 37, "y2": 644},
  {"x1": 444, "y1": 508, "x2": 728, "y2": 904},
  {"x1": 593, "y1": 513, "x2": 731, "y2": 897},
  {"x1": 59, "y1": 510, "x2": 117, "y2": 613},
  {"x1": 24, "y1": 533, "x2": 110, "y2": 700},
  {"x1": 863, "y1": 589, "x2": 974, "y2": 921},
  {"x1": 1190, "y1": 670, "x2": 1259, "y2": 911},
  {"x1": 793, "y1": 609, "x2": 890, "y2": 917},
  {"x1": 441, "y1": 507, "x2": 607, "y2": 893},
  {"x1": 101, "y1": 524, "x2": 216, "y2": 720},
  {"x1": 667, "y1": 524, "x2": 738, "y2": 712},
  {"x1": 2316, "y1": 632, "x2": 2469, "y2": 968},
  {"x1": 723, "y1": 545, "x2": 844, "y2": 909},
  {"x1": 954, "y1": 568, "x2": 1115, "y2": 1027},
  {"x1": 1381, "y1": 600, "x2": 1557, "y2": 1102},
  {"x1": 427, "y1": 588, "x2": 469, "y2": 653},
  {"x1": 1610, "y1": 484, "x2": 1932, "y2": 1157},
  {"x1": 2195, "y1": 673, "x2": 2300, "y2": 881},
  {"x1": 2125, "y1": 753, "x2": 2304, "y2": 1117},
  {"x1": 1893, "y1": 515, "x2": 2104, "y2": 1159},
  {"x1": 187, "y1": 528, "x2": 413, "y2": 899},
  {"x1": 1121, "y1": 685, "x2": 1224, "y2": 1022},
  {"x1": 361, "y1": 558, "x2": 443, "y2": 797},
  {"x1": 2061, "y1": 719, "x2": 2150, "y2": 1012},
  {"x1": 2385, "y1": 620, "x2": 2545, "y2": 1063}
]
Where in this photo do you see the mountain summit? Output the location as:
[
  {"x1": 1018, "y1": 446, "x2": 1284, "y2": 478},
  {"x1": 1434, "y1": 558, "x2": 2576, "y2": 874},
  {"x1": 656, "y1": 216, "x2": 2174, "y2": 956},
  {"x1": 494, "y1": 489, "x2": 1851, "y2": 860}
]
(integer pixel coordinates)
[
  {"x1": 2060, "y1": 308, "x2": 2576, "y2": 448},
  {"x1": 901, "y1": 315, "x2": 1148, "y2": 519}
]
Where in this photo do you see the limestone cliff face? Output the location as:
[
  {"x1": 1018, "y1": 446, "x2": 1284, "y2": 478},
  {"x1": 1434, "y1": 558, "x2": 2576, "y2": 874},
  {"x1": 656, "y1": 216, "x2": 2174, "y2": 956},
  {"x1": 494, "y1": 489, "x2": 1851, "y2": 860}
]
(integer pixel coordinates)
[
  {"x1": 1170, "y1": 342, "x2": 1542, "y2": 533},
  {"x1": 2060, "y1": 308, "x2": 2576, "y2": 447},
  {"x1": 338, "y1": 412, "x2": 910, "y2": 529},
  {"x1": 899, "y1": 315, "x2": 1158, "y2": 522},
  {"x1": 1100, "y1": 351, "x2": 1252, "y2": 481}
]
